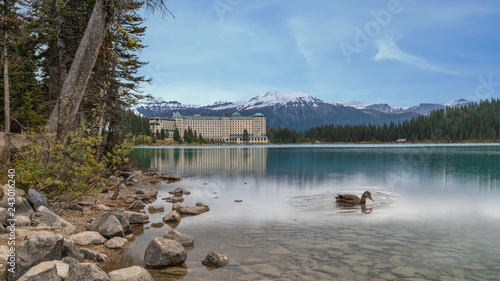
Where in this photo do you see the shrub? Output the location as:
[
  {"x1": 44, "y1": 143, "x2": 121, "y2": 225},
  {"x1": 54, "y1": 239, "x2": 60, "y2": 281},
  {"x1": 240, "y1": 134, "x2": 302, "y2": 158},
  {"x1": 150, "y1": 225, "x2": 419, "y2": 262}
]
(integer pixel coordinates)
[{"x1": 15, "y1": 128, "x2": 133, "y2": 201}]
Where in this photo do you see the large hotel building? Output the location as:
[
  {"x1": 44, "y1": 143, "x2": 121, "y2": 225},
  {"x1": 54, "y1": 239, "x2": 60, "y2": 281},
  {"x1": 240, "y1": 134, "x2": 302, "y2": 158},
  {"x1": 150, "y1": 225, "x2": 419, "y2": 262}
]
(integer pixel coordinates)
[{"x1": 149, "y1": 112, "x2": 268, "y2": 144}]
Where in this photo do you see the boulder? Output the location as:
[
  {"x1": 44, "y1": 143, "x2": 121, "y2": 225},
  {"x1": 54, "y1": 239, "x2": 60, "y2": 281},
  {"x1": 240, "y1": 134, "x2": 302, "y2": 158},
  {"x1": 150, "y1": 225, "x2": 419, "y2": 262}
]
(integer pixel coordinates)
[
  {"x1": 129, "y1": 200, "x2": 146, "y2": 209},
  {"x1": 162, "y1": 210, "x2": 181, "y2": 223},
  {"x1": 168, "y1": 187, "x2": 190, "y2": 196},
  {"x1": 97, "y1": 215, "x2": 123, "y2": 238},
  {"x1": 87, "y1": 212, "x2": 131, "y2": 237},
  {"x1": 17, "y1": 261, "x2": 61, "y2": 281},
  {"x1": 26, "y1": 189, "x2": 54, "y2": 212},
  {"x1": 144, "y1": 238, "x2": 187, "y2": 268},
  {"x1": 62, "y1": 238, "x2": 84, "y2": 261},
  {"x1": 202, "y1": 251, "x2": 230, "y2": 268},
  {"x1": 162, "y1": 229, "x2": 194, "y2": 246},
  {"x1": 164, "y1": 196, "x2": 184, "y2": 203},
  {"x1": 148, "y1": 205, "x2": 164, "y2": 213},
  {"x1": 172, "y1": 202, "x2": 209, "y2": 215},
  {"x1": 66, "y1": 263, "x2": 111, "y2": 281},
  {"x1": 123, "y1": 211, "x2": 145, "y2": 224},
  {"x1": 69, "y1": 231, "x2": 107, "y2": 246},
  {"x1": 33, "y1": 206, "x2": 75, "y2": 232},
  {"x1": 104, "y1": 237, "x2": 128, "y2": 249},
  {"x1": 6, "y1": 231, "x2": 64, "y2": 281},
  {"x1": 108, "y1": 266, "x2": 154, "y2": 281},
  {"x1": 80, "y1": 248, "x2": 108, "y2": 262}
]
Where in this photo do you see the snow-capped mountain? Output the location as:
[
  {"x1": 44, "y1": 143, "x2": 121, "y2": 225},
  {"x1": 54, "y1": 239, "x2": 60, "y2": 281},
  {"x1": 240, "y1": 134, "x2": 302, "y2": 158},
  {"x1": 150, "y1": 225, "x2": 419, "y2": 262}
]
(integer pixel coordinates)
[
  {"x1": 446, "y1": 99, "x2": 476, "y2": 107},
  {"x1": 344, "y1": 99, "x2": 476, "y2": 115},
  {"x1": 237, "y1": 91, "x2": 323, "y2": 110}
]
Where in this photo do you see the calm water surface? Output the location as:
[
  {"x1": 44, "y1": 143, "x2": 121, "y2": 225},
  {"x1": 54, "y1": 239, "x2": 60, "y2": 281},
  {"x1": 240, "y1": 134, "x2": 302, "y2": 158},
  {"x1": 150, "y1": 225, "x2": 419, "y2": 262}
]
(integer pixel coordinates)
[{"x1": 109, "y1": 144, "x2": 500, "y2": 280}]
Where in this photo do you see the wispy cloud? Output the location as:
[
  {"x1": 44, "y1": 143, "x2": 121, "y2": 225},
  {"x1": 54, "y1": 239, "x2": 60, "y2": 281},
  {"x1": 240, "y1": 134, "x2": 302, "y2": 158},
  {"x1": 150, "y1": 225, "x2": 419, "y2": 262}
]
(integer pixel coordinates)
[{"x1": 374, "y1": 38, "x2": 459, "y2": 75}]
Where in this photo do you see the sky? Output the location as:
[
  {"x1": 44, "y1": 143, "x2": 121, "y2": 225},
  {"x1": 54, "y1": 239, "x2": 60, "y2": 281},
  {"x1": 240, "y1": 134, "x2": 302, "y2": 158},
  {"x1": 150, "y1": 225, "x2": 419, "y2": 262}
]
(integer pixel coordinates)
[{"x1": 138, "y1": 0, "x2": 500, "y2": 107}]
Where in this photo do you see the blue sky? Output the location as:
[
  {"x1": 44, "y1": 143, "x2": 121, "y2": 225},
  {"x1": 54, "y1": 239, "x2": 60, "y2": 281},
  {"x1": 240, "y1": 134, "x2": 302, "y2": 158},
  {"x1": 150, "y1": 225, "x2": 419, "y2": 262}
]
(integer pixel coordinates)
[{"x1": 138, "y1": 0, "x2": 500, "y2": 107}]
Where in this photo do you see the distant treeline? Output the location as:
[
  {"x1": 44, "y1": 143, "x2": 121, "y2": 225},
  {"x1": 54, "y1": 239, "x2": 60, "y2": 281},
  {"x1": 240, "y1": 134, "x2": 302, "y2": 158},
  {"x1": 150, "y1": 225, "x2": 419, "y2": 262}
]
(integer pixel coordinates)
[{"x1": 268, "y1": 98, "x2": 500, "y2": 143}]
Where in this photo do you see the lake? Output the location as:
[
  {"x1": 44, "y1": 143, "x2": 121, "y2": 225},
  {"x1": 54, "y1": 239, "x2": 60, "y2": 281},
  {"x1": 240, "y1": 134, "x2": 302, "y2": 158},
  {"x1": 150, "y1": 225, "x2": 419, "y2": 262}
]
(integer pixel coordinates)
[{"x1": 114, "y1": 144, "x2": 500, "y2": 280}]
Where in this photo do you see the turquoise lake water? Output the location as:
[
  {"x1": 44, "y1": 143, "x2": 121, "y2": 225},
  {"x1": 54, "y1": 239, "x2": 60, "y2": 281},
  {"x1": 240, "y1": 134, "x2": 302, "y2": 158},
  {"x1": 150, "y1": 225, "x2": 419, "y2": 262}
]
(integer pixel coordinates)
[{"x1": 117, "y1": 144, "x2": 500, "y2": 280}]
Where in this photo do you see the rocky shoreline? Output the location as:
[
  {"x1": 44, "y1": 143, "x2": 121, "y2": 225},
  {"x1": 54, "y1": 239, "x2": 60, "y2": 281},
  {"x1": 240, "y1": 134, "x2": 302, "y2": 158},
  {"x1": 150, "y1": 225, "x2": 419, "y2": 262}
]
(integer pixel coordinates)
[{"x1": 0, "y1": 168, "x2": 227, "y2": 280}]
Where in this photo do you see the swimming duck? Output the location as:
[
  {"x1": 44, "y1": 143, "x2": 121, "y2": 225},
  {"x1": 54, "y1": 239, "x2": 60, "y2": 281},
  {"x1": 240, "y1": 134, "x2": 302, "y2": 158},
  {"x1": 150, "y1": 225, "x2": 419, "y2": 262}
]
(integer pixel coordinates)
[{"x1": 335, "y1": 191, "x2": 374, "y2": 204}]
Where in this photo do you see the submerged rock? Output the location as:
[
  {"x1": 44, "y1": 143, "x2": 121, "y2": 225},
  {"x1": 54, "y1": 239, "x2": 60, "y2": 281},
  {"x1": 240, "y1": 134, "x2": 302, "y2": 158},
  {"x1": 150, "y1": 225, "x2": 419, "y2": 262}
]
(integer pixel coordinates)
[
  {"x1": 144, "y1": 238, "x2": 187, "y2": 268},
  {"x1": 202, "y1": 251, "x2": 230, "y2": 268},
  {"x1": 162, "y1": 229, "x2": 194, "y2": 246},
  {"x1": 104, "y1": 237, "x2": 128, "y2": 249},
  {"x1": 148, "y1": 205, "x2": 164, "y2": 213},
  {"x1": 172, "y1": 202, "x2": 209, "y2": 215},
  {"x1": 80, "y1": 248, "x2": 108, "y2": 262},
  {"x1": 168, "y1": 187, "x2": 190, "y2": 196}
]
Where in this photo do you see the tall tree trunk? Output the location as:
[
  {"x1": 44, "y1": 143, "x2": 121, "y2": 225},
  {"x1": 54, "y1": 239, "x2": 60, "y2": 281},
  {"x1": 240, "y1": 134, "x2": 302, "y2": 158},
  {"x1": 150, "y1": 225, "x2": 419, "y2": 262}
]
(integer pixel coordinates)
[
  {"x1": 47, "y1": 0, "x2": 109, "y2": 140},
  {"x1": 3, "y1": 20, "x2": 10, "y2": 165}
]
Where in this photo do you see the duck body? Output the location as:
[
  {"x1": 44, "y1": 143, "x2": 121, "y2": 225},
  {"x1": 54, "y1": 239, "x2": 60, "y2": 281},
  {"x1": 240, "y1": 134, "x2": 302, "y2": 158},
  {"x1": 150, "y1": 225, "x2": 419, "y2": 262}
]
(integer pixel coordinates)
[{"x1": 335, "y1": 191, "x2": 373, "y2": 205}]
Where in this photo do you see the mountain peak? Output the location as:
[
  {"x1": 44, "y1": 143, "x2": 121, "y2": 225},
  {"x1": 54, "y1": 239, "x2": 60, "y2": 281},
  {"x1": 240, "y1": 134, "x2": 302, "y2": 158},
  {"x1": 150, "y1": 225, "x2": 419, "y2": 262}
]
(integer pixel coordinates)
[{"x1": 238, "y1": 91, "x2": 323, "y2": 110}]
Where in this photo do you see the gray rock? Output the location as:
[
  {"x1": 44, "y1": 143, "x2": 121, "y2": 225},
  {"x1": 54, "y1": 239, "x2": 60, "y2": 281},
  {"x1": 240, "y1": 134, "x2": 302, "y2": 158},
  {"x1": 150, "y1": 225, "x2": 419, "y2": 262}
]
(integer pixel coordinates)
[
  {"x1": 144, "y1": 238, "x2": 187, "y2": 268},
  {"x1": 33, "y1": 206, "x2": 75, "y2": 232},
  {"x1": 10, "y1": 197, "x2": 35, "y2": 218},
  {"x1": 16, "y1": 215, "x2": 32, "y2": 226},
  {"x1": 162, "y1": 210, "x2": 181, "y2": 223},
  {"x1": 104, "y1": 237, "x2": 128, "y2": 249},
  {"x1": 172, "y1": 202, "x2": 209, "y2": 215},
  {"x1": 202, "y1": 251, "x2": 230, "y2": 268},
  {"x1": 62, "y1": 238, "x2": 84, "y2": 261},
  {"x1": 6, "y1": 231, "x2": 64, "y2": 281},
  {"x1": 129, "y1": 200, "x2": 146, "y2": 209},
  {"x1": 163, "y1": 229, "x2": 194, "y2": 246},
  {"x1": 148, "y1": 205, "x2": 164, "y2": 213},
  {"x1": 63, "y1": 203, "x2": 84, "y2": 212},
  {"x1": 53, "y1": 260, "x2": 70, "y2": 279},
  {"x1": 80, "y1": 248, "x2": 109, "y2": 262},
  {"x1": 17, "y1": 261, "x2": 61, "y2": 281},
  {"x1": 91, "y1": 204, "x2": 111, "y2": 211},
  {"x1": 69, "y1": 231, "x2": 107, "y2": 246},
  {"x1": 87, "y1": 212, "x2": 131, "y2": 237},
  {"x1": 108, "y1": 266, "x2": 154, "y2": 281},
  {"x1": 61, "y1": 257, "x2": 80, "y2": 266},
  {"x1": 0, "y1": 223, "x2": 4, "y2": 233},
  {"x1": 97, "y1": 214, "x2": 124, "y2": 238},
  {"x1": 66, "y1": 263, "x2": 111, "y2": 281},
  {"x1": 26, "y1": 189, "x2": 54, "y2": 212},
  {"x1": 123, "y1": 211, "x2": 145, "y2": 224}
]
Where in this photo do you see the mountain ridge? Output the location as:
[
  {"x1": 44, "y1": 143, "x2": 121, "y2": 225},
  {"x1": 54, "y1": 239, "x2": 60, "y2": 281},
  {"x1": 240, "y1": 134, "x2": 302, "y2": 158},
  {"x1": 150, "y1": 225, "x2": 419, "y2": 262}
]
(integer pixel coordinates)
[{"x1": 134, "y1": 91, "x2": 475, "y2": 131}]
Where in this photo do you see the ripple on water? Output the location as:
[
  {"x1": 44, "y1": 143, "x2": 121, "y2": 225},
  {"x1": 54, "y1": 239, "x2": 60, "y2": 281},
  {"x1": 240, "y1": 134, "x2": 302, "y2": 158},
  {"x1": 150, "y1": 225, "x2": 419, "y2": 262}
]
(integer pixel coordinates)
[{"x1": 288, "y1": 189, "x2": 397, "y2": 215}]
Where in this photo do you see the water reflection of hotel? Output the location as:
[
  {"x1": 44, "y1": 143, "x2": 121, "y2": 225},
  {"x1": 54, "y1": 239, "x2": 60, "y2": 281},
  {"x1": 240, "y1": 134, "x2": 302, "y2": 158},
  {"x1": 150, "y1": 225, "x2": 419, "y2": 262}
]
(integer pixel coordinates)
[{"x1": 149, "y1": 147, "x2": 268, "y2": 175}]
